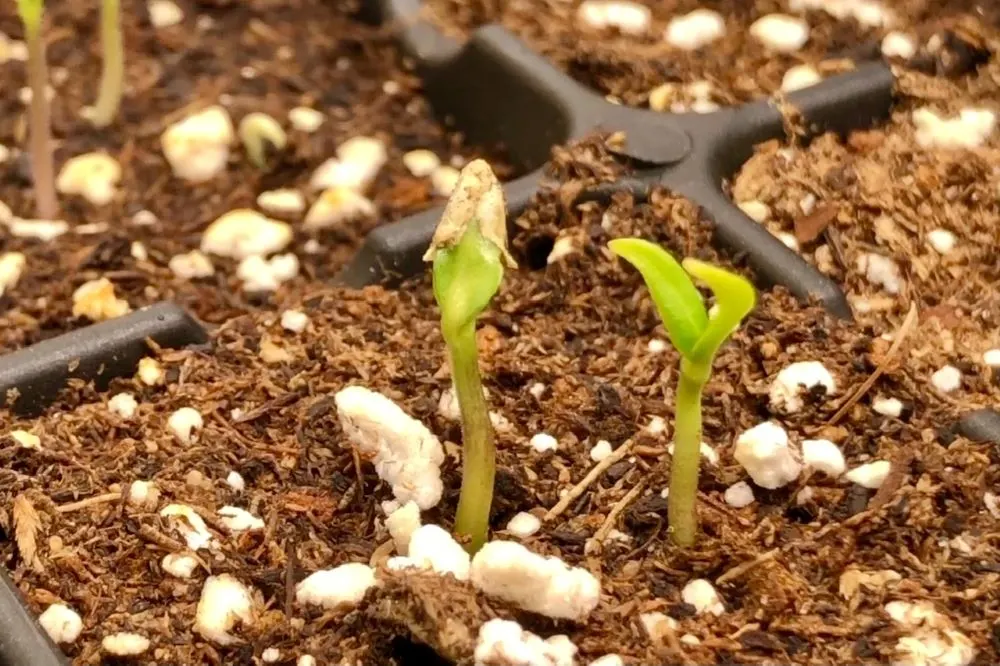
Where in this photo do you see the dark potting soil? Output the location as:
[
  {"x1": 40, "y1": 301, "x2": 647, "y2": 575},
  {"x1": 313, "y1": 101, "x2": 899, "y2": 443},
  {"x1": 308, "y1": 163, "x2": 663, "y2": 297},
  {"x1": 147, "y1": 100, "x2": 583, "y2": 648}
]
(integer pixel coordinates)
[
  {"x1": 0, "y1": 0, "x2": 513, "y2": 353},
  {"x1": 422, "y1": 0, "x2": 996, "y2": 107},
  {"x1": 731, "y1": 19, "x2": 1000, "y2": 411},
  {"x1": 2, "y1": 138, "x2": 997, "y2": 665}
]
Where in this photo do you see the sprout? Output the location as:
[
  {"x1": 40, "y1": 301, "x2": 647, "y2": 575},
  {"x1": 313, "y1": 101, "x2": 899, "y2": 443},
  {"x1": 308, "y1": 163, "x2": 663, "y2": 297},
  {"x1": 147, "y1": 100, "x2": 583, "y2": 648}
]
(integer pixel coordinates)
[
  {"x1": 424, "y1": 159, "x2": 515, "y2": 553},
  {"x1": 238, "y1": 113, "x2": 287, "y2": 169},
  {"x1": 16, "y1": 0, "x2": 57, "y2": 219},
  {"x1": 609, "y1": 239, "x2": 755, "y2": 546},
  {"x1": 89, "y1": 0, "x2": 124, "y2": 127}
]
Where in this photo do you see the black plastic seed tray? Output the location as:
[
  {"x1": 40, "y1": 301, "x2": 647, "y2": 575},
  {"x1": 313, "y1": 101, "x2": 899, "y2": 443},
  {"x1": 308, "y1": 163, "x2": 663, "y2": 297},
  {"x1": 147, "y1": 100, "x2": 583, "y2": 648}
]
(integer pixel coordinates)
[
  {"x1": 1, "y1": 2, "x2": 999, "y2": 665},
  {"x1": 345, "y1": 0, "x2": 1000, "y2": 446}
]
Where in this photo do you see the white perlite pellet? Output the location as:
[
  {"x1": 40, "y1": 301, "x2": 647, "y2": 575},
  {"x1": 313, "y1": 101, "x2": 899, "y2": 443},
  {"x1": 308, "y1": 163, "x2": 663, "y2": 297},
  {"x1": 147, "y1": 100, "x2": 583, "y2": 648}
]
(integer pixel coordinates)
[
  {"x1": 857, "y1": 252, "x2": 903, "y2": 294},
  {"x1": 913, "y1": 107, "x2": 996, "y2": 149},
  {"x1": 664, "y1": 9, "x2": 725, "y2": 51},
  {"x1": 38, "y1": 604, "x2": 83, "y2": 644},
  {"x1": 590, "y1": 439, "x2": 613, "y2": 462},
  {"x1": 749, "y1": 14, "x2": 809, "y2": 53},
  {"x1": 881, "y1": 31, "x2": 916, "y2": 59},
  {"x1": 577, "y1": 0, "x2": 651, "y2": 35},
  {"x1": 734, "y1": 422, "x2": 801, "y2": 489},
  {"x1": 681, "y1": 579, "x2": 725, "y2": 616},
  {"x1": 280, "y1": 309, "x2": 310, "y2": 333},
  {"x1": 801, "y1": 439, "x2": 846, "y2": 477},
  {"x1": 723, "y1": 481, "x2": 755, "y2": 508},
  {"x1": 845, "y1": 460, "x2": 890, "y2": 489},
  {"x1": 769, "y1": 361, "x2": 836, "y2": 414},
  {"x1": 529, "y1": 433, "x2": 558, "y2": 453},
  {"x1": 506, "y1": 512, "x2": 542, "y2": 538},
  {"x1": 983, "y1": 349, "x2": 1000, "y2": 367},
  {"x1": 931, "y1": 365, "x2": 962, "y2": 393},
  {"x1": 781, "y1": 64, "x2": 822, "y2": 92},
  {"x1": 873, "y1": 396, "x2": 904, "y2": 418},
  {"x1": 927, "y1": 229, "x2": 956, "y2": 255}
]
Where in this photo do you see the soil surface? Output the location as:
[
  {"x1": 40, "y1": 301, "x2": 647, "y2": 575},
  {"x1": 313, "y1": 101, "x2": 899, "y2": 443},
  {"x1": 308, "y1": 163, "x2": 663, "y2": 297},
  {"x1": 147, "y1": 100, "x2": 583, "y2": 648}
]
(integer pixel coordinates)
[
  {"x1": 2, "y1": 138, "x2": 997, "y2": 665},
  {"x1": 732, "y1": 15, "x2": 1000, "y2": 411},
  {"x1": 424, "y1": 0, "x2": 998, "y2": 107},
  {"x1": 0, "y1": 0, "x2": 511, "y2": 353}
]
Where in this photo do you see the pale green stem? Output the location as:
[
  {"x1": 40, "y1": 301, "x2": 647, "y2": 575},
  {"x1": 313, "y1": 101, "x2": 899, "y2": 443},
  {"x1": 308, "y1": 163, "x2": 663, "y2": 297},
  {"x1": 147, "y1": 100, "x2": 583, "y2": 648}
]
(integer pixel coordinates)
[
  {"x1": 91, "y1": 0, "x2": 123, "y2": 128},
  {"x1": 669, "y1": 359, "x2": 708, "y2": 546},
  {"x1": 447, "y1": 323, "x2": 495, "y2": 554},
  {"x1": 24, "y1": 22, "x2": 57, "y2": 219}
]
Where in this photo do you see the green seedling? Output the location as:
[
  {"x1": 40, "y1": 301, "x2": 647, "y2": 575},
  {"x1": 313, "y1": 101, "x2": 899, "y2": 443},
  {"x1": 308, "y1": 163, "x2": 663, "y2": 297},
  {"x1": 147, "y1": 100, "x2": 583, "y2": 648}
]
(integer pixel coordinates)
[
  {"x1": 90, "y1": 0, "x2": 124, "y2": 127},
  {"x1": 609, "y1": 239, "x2": 755, "y2": 546},
  {"x1": 425, "y1": 159, "x2": 515, "y2": 554},
  {"x1": 17, "y1": 0, "x2": 58, "y2": 219}
]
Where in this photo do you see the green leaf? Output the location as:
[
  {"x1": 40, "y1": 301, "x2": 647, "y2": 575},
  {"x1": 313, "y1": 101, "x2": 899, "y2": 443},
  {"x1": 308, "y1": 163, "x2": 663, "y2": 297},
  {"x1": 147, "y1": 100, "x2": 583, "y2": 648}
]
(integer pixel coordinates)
[
  {"x1": 432, "y1": 220, "x2": 504, "y2": 340},
  {"x1": 682, "y1": 258, "x2": 756, "y2": 363},
  {"x1": 608, "y1": 238, "x2": 708, "y2": 357}
]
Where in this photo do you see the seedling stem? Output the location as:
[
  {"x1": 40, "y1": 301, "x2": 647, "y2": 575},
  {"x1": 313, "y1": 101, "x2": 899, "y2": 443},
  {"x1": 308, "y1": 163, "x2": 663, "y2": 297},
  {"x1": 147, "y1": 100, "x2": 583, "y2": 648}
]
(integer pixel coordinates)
[
  {"x1": 91, "y1": 0, "x2": 124, "y2": 128},
  {"x1": 18, "y1": 0, "x2": 57, "y2": 219}
]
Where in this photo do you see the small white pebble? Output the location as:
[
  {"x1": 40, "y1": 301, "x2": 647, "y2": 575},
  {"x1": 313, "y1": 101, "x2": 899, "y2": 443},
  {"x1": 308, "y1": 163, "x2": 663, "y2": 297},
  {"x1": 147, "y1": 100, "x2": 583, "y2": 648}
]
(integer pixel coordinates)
[
  {"x1": 984, "y1": 492, "x2": 1000, "y2": 519},
  {"x1": 769, "y1": 361, "x2": 836, "y2": 414},
  {"x1": 56, "y1": 153, "x2": 121, "y2": 206},
  {"x1": 195, "y1": 574, "x2": 256, "y2": 645},
  {"x1": 724, "y1": 481, "x2": 755, "y2": 508},
  {"x1": 310, "y1": 136, "x2": 387, "y2": 192},
  {"x1": 102, "y1": 632, "x2": 150, "y2": 656},
  {"x1": 927, "y1": 229, "x2": 956, "y2": 255},
  {"x1": 913, "y1": 107, "x2": 995, "y2": 150},
  {"x1": 681, "y1": 634, "x2": 702, "y2": 646},
  {"x1": 262, "y1": 647, "x2": 280, "y2": 663},
  {"x1": 777, "y1": 232, "x2": 800, "y2": 251},
  {"x1": 296, "y1": 563, "x2": 377, "y2": 610},
  {"x1": 218, "y1": 506, "x2": 264, "y2": 532},
  {"x1": 738, "y1": 200, "x2": 771, "y2": 223},
  {"x1": 640, "y1": 612, "x2": 678, "y2": 641},
  {"x1": 0, "y1": 252, "x2": 25, "y2": 297},
  {"x1": 734, "y1": 422, "x2": 801, "y2": 489},
  {"x1": 667, "y1": 441, "x2": 719, "y2": 465},
  {"x1": 402, "y1": 149, "x2": 441, "y2": 178},
  {"x1": 647, "y1": 338, "x2": 668, "y2": 353},
  {"x1": 127, "y1": 480, "x2": 159, "y2": 510},
  {"x1": 385, "y1": 501, "x2": 421, "y2": 555},
  {"x1": 931, "y1": 365, "x2": 962, "y2": 393},
  {"x1": 304, "y1": 187, "x2": 376, "y2": 230},
  {"x1": 168, "y1": 407, "x2": 203, "y2": 444},
  {"x1": 148, "y1": 0, "x2": 183, "y2": 27},
  {"x1": 280, "y1": 309, "x2": 310, "y2": 333},
  {"x1": 529, "y1": 433, "x2": 558, "y2": 453},
  {"x1": 202, "y1": 209, "x2": 292, "y2": 260},
  {"x1": 72, "y1": 278, "x2": 130, "y2": 322},
  {"x1": 131, "y1": 209, "x2": 158, "y2": 226},
  {"x1": 782, "y1": 64, "x2": 822, "y2": 92},
  {"x1": 750, "y1": 14, "x2": 810, "y2": 53},
  {"x1": 7, "y1": 218, "x2": 68, "y2": 241},
  {"x1": 547, "y1": 236, "x2": 577, "y2": 264},
  {"x1": 881, "y1": 31, "x2": 916, "y2": 59},
  {"x1": 589, "y1": 655, "x2": 625, "y2": 666},
  {"x1": 130, "y1": 241, "x2": 148, "y2": 262},
  {"x1": 857, "y1": 252, "x2": 903, "y2": 294},
  {"x1": 682, "y1": 579, "x2": 725, "y2": 616},
  {"x1": 257, "y1": 189, "x2": 306, "y2": 216},
  {"x1": 160, "y1": 504, "x2": 214, "y2": 550},
  {"x1": 983, "y1": 349, "x2": 1000, "y2": 367},
  {"x1": 506, "y1": 512, "x2": 542, "y2": 538},
  {"x1": 288, "y1": 107, "x2": 324, "y2": 133},
  {"x1": 664, "y1": 9, "x2": 725, "y2": 51},
  {"x1": 577, "y1": 0, "x2": 651, "y2": 34},
  {"x1": 107, "y1": 392, "x2": 138, "y2": 420},
  {"x1": 161, "y1": 106, "x2": 234, "y2": 182},
  {"x1": 528, "y1": 382, "x2": 546, "y2": 399},
  {"x1": 873, "y1": 396, "x2": 904, "y2": 418},
  {"x1": 38, "y1": 604, "x2": 83, "y2": 644},
  {"x1": 298, "y1": 657, "x2": 317, "y2": 666},
  {"x1": 226, "y1": 471, "x2": 245, "y2": 492},
  {"x1": 846, "y1": 460, "x2": 891, "y2": 489},
  {"x1": 646, "y1": 416, "x2": 667, "y2": 435},
  {"x1": 590, "y1": 439, "x2": 613, "y2": 462},
  {"x1": 801, "y1": 439, "x2": 846, "y2": 477},
  {"x1": 10, "y1": 430, "x2": 40, "y2": 449},
  {"x1": 162, "y1": 552, "x2": 199, "y2": 579},
  {"x1": 169, "y1": 250, "x2": 215, "y2": 280},
  {"x1": 137, "y1": 357, "x2": 165, "y2": 386}
]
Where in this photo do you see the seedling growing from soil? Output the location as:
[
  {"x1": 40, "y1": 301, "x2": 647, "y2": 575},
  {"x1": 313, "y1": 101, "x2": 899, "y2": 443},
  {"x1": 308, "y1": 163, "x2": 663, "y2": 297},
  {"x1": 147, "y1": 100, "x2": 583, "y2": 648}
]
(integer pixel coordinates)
[
  {"x1": 90, "y1": 0, "x2": 124, "y2": 127},
  {"x1": 424, "y1": 159, "x2": 516, "y2": 553},
  {"x1": 17, "y1": 0, "x2": 58, "y2": 219},
  {"x1": 609, "y1": 239, "x2": 755, "y2": 546}
]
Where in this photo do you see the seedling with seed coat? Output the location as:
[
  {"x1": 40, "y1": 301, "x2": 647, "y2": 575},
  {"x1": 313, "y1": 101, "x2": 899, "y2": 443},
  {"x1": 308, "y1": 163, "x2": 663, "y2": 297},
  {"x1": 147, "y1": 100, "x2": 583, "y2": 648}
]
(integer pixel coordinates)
[
  {"x1": 609, "y1": 239, "x2": 755, "y2": 546},
  {"x1": 425, "y1": 159, "x2": 515, "y2": 553}
]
